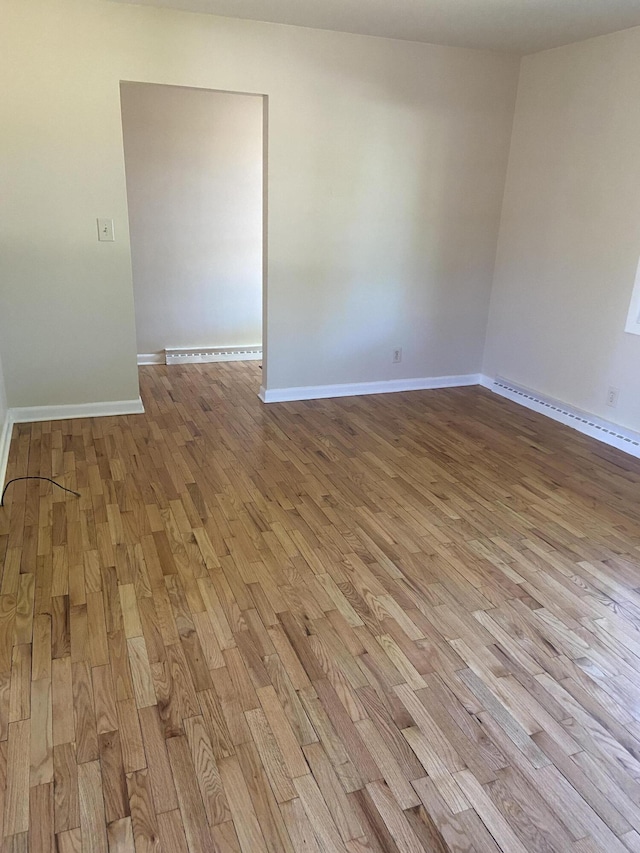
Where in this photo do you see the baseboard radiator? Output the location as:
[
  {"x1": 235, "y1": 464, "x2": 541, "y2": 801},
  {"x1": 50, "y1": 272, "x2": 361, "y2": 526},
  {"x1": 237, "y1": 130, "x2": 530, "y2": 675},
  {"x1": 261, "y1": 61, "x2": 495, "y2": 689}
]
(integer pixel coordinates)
[
  {"x1": 165, "y1": 346, "x2": 262, "y2": 365},
  {"x1": 492, "y1": 377, "x2": 640, "y2": 450}
]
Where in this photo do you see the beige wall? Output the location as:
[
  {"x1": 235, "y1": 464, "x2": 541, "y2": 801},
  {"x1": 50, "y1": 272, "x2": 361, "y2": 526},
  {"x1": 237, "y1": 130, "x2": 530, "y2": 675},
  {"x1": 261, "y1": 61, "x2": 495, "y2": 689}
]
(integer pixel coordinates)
[
  {"x1": 121, "y1": 82, "x2": 263, "y2": 357},
  {"x1": 0, "y1": 348, "x2": 7, "y2": 430},
  {"x1": 0, "y1": 0, "x2": 519, "y2": 405},
  {"x1": 484, "y1": 26, "x2": 640, "y2": 432}
]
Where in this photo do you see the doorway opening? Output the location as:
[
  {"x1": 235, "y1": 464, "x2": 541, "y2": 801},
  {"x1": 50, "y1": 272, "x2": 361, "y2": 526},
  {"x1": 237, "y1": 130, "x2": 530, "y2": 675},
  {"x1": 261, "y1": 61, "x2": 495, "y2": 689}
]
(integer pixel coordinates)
[{"x1": 120, "y1": 81, "x2": 266, "y2": 383}]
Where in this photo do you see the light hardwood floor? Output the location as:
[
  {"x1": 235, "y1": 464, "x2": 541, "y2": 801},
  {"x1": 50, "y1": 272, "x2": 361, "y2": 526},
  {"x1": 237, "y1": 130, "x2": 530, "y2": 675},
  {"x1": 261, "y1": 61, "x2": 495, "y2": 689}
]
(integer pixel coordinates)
[{"x1": 2, "y1": 361, "x2": 640, "y2": 852}]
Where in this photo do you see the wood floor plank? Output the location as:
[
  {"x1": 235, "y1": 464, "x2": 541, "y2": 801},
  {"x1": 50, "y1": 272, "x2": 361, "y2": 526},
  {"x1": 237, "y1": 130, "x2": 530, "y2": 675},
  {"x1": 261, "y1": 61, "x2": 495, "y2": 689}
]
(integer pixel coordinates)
[
  {"x1": 157, "y1": 809, "x2": 189, "y2": 853},
  {"x1": 116, "y1": 699, "x2": 146, "y2": 774},
  {"x1": 126, "y1": 768, "x2": 161, "y2": 853},
  {"x1": 4, "y1": 719, "x2": 30, "y2": 836},
  {"x1": 30, "y1": 677, "x2": 53, "y2": 787},
  {"x1": 71, "y1": 660, "x2": 99, "y2": 764},
  {"x1": 106, "y1": 815, "x2": 136, "y2": 853},
  {"x1": 235, "y1": 739, "x2": 295, "y2": 853},
  {"x1": 93, "y1": 665, "x2": 119, "y2": 736},
  {"x1": 137, "y1": 705, "x2": 178, "y2": 814},
  {"x1": 51, "y1": 657, "x2": 74, "y2": 747},
  {"x1": 280, "y1": 797, "x2": 322, "y2": 853},
  {"x1": 245, "y1": 707, "x2": 297, "y2": 803},
  {"x1": 9, "y1": 644, "x2": 31, "y2": 723},
  {"x1": 302, "y1": 740, "x2": 364, "y2": 843},
  {"x1": 98, "y1": 730, "x2": 129, "y2": 824},
  {"x1": 29, "y1": 782, "x2": 54, "y2": 853},
  {"x1": 365, "y1": 779, "x2": 426, "y2": 853},
  {"x1": 165, "y1": 734, "x2": 214, "y2": 853},
  {"x1": 183, "y1": 714, "x2": 230, "y2": 825},
  {"x1": 127, "y1": 637, "x2": 156, "y2": 709},
  {"x1": 218, "y1": 754, "x2": 268, "y2": 853},
  {"x1": 53, "y1": 742, "x2": 80, "y2": 835},
  {"x1": 78, "y1": 760, "x2": 108, "y2": 853}
]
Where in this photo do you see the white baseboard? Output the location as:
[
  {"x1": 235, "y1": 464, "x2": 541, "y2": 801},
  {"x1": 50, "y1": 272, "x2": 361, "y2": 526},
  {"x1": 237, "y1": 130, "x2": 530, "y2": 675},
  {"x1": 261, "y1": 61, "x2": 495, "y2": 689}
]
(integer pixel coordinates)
[
  {"x1": 0, "y1": 410, "x2": 14, "y2": 494},
  {"x1": 259, "y1": 374, "x2": 481, "y2": 403},
  {"x1": 137, "y1": 353, "x2": 164, "y2": 365},
  {"x1": 481, "y1": 375, "x2": 640, "y2": 459},
  {"x1": 10, "y1": 397, "x2": 145, "y2": 424}
]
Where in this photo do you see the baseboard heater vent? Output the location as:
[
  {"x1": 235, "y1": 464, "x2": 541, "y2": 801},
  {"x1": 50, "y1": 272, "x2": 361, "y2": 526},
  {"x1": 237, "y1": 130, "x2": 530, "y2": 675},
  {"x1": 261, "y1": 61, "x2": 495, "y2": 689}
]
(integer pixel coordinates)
[
  {"x1": 165, "y1": 346, "x2": 262, "y2": 365},
  {"x1": 492, "y1": 378, "x2": 640, "y2": 448}
]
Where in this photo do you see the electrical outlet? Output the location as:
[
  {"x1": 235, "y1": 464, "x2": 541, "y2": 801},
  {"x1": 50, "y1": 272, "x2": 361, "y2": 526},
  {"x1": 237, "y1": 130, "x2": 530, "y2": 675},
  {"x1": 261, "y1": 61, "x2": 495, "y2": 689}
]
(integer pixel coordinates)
[
  {"x1": 393, "y1": 348, "x2": 402, "y2": 364},
  {"x1": 607, "y1": 386, "x2": 619, "y2": 407}
]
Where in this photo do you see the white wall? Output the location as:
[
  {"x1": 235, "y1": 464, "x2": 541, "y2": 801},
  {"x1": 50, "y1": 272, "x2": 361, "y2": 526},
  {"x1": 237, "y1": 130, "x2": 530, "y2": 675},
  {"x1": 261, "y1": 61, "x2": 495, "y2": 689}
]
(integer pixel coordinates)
[
  {"x1": 484, "y1": 26, "x2": 640, "y2": 432},
  {"x1": 0, "y1": 0, "x2": 519, "y2": 405},
  {"x1": 121, "y1": 83, "x2": 263, "y2": 357},
  {"x1": 0, "y1": 345, "x2": 9, "y2": 492},
  {"x1": 0, "y1": 348, "x2": 7, "y2": 432}
]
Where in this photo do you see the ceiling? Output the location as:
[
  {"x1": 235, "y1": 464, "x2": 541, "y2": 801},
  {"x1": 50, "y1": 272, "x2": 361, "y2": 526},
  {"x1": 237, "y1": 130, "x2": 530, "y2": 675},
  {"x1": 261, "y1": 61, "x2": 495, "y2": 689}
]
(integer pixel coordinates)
[{"x1": 111, "y1": 0, "x2": 640, "y2": 54}]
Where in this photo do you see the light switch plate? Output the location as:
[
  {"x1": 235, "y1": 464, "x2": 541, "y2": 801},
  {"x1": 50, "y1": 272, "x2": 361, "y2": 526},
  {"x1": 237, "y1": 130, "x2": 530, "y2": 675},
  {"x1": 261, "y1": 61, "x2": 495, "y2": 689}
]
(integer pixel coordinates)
[{"x1": 97, "y1": 218, "x2": 115, "y2": 241}]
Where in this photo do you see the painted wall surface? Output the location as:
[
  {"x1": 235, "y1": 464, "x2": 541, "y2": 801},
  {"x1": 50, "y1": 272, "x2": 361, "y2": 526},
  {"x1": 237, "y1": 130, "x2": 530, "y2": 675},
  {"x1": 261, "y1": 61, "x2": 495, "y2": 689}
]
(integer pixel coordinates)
[
  {"x1": 0, "y1": 346, "x2": 8, "y2": 491},
  {"x1": 121, "y1": 83, "x2": 263, "y2": 356},
  {"x1": 0, "y1": 348, "x2": 7, "y2": 431},
  {"x1": 0, "y1": 0, "x2": 519, "y2": 404},
  {"x1": 484, "y1": 26, "x2": 640, "y2": 432}
]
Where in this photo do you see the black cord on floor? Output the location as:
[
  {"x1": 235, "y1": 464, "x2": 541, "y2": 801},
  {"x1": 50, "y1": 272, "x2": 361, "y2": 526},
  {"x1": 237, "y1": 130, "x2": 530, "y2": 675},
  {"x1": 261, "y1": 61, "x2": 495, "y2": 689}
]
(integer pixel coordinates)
[{"x1": 0, "y1": 476, "x2": 81, "y2": 507}]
